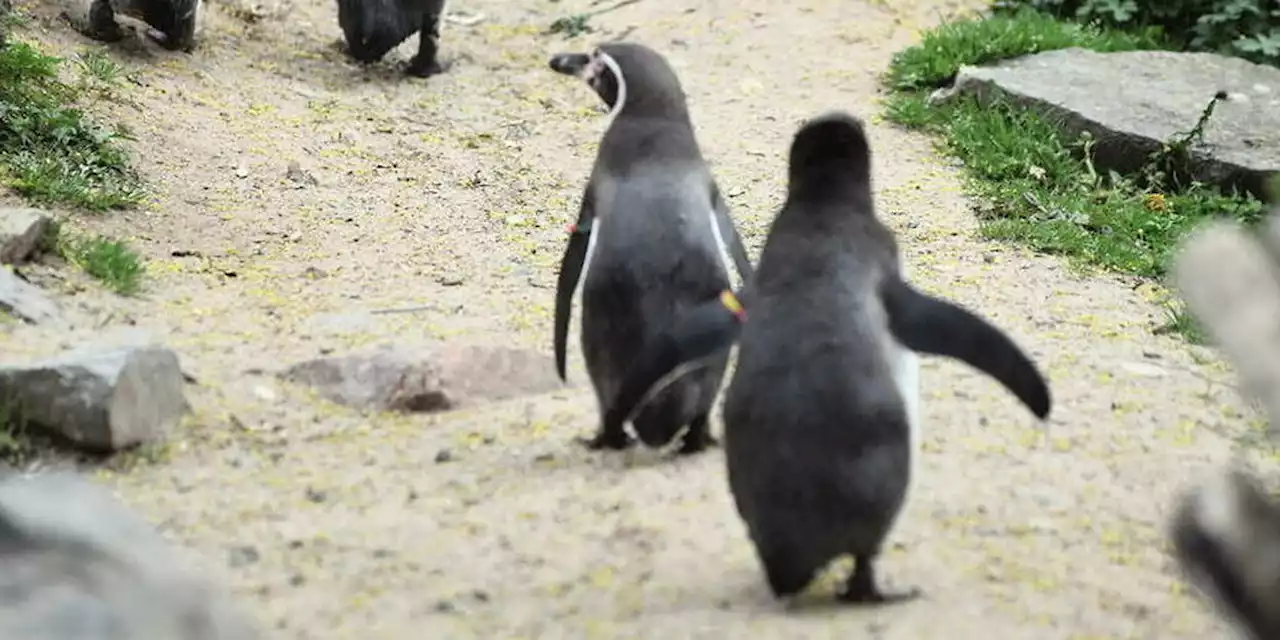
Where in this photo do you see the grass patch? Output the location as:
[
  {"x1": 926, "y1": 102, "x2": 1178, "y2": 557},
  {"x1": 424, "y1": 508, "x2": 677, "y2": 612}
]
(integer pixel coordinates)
[
  {"x1": 62, "y1": 233, "x2": 145, "y2": 295},
  {"x1": 0, "y1": 38, "x2": 145, "y2": 211},
  {"x1": 42, "y1": 220, "x2": 146, "y2": 295},
  {"x1": 884, "y1": 8, "x2": 1169, "y2": 91},
  {"x1": 881, "y1": 9, "x2": 1265, "y2": 343}
]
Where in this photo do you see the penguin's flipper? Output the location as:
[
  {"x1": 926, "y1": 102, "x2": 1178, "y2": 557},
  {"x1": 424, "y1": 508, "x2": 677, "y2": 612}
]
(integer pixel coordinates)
[
  {"x1": 879, "y1": 276, "x2": 1052, "y2": 419},
  {"x1": 603, "y1": 290, "x2": 749, "y2": 430},
  {"x1": 711, "y1": 184, "x2": 755, "y2": 284},
  {"x1": 553, "y1": 196, "x2": 597, "y2": 382}
]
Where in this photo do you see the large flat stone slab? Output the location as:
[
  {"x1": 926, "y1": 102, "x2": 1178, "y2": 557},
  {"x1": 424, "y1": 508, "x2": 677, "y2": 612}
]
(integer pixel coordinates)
[{"x1": 946, "y1": 48, "x2": 1280, "y2": 197}]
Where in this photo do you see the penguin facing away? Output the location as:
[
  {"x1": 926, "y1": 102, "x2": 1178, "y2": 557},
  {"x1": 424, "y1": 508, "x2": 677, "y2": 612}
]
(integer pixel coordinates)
[
  {"x1": 546, "y1": 42, "x2": 754, "y2": 455},
  {"x1": 604, "y1": 111, "x2": 1052, "y2": 603}
]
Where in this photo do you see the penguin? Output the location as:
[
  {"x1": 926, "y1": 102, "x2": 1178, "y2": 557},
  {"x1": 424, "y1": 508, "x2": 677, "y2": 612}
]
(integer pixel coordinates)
[
  {"x1": 1170, "y1": 466, "x2": 1280, "y2": 640},
  {"x1": 547, "y1": 42, "x2": 754, "y2": 455},
  {"x1": 603, "y1": 111, "x2": 1052, "y2": 603}
]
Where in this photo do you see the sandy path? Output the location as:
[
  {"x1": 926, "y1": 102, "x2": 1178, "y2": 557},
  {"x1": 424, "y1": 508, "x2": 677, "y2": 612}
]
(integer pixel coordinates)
[{"x1": 1, "y1": 0, "x2": 1269, "y2": 636}]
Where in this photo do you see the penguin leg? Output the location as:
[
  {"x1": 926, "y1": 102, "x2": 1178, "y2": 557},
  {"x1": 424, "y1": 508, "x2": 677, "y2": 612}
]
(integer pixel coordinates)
[
  {"x1": 407, "y1": 2, "x2": 447, "y2": 77},
  {"x1": 677, "y1": 413, "x2": 718, "y2": 455},
  {"x1": 837, "y1": 555, "x2": 921, "y2": 605},
  {"x1": 578, "y1": 416, "x2": 634, "y2": 451}
]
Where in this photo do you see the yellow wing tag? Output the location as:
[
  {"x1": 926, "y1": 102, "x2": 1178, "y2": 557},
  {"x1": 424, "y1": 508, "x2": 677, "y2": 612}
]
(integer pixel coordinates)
[{"x1": 719, "y1": 290, "x2": 746, "y2": 320}]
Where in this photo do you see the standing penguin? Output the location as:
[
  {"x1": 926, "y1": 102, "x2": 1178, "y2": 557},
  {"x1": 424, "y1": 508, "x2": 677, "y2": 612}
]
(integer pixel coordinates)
[
  {"x1": 605, "y1": 111, "x2": 1052, "y2": 603},
  {"x1": 547, "y1": 42, "x2": 753, "y2": 455}
]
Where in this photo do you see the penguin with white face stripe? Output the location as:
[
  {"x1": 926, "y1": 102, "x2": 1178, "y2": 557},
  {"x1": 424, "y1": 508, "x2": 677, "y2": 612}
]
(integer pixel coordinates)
[
  {"x1": 602, "y1": 111, "x2": 1052, "y2": 604},
  {"x1": 547, "y1": 42, "x2": 754, "y2": 455}
]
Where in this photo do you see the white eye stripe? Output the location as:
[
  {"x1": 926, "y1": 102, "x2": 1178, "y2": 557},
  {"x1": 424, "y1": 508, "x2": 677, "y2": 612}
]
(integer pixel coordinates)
[{"x1": 595, "y1": 51, "x2": 626, "y2": 122}]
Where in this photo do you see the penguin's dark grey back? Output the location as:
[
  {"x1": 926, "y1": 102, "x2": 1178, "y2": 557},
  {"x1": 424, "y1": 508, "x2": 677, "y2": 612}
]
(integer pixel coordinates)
[{"x1": 729, "y1": 112, "x2": 904, "y2": 425}]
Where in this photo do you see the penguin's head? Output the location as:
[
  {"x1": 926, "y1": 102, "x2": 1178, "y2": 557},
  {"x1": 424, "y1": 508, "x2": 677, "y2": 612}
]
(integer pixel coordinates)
[
  {"x1": 786, "y1": 111, "x2": 873, "y2": 195},
  {"x1": 548, "y1": 42, "x2": 687, "y2": 120}
]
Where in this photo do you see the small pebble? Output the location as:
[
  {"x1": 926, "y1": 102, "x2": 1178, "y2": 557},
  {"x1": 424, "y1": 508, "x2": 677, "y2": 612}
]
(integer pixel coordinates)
[
  {"x1": 435, "y1": 449, "x2": 454, "y2": 463},
  {"x1": 305, "y1": 487, "x2": 327, "y2": 503},
  {"x1": 227, "y1": 545, "x2": 260, "y2": 568}
]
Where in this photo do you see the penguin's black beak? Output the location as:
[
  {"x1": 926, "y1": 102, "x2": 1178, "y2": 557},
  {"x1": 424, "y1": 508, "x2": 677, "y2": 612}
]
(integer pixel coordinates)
[{"x1": 549, "y1": 52, "x2": 591, "y2": 76}]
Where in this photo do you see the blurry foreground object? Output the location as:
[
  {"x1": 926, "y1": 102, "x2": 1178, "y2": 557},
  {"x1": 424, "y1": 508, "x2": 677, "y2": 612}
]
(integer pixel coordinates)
[
  {"x1": 1171, "y1": 198, "x2": 1280, "y2": 640},
  {"x1": 0, "y1": 472, "x2": 260, "y2": 640}
]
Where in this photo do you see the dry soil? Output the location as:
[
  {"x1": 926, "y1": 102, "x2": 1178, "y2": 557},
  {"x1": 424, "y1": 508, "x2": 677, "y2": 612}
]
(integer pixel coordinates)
[{"x1": 1, "y1": 0, "x2": 1274, "y2": 637}]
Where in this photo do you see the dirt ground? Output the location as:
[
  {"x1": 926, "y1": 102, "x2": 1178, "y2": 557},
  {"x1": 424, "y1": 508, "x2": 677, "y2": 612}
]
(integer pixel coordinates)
[{"x1": 1, "y1": 0, "x2": 1273, "y2": 637}]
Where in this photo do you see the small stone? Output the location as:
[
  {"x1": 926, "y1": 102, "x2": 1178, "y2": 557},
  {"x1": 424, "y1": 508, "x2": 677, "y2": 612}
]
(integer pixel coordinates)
[
  {"x1": 234, "y1": 163, "x2": 250, "y2": 179},
  {"x1": 0, "y1": 209, "x2": 50, "y2": 265},
  {"x1": 434, "y1": 449, "x2": 453, "y2": 463},
  {"x1": 285, "y1": 161, "x2": 318, "y2": 187},
  {"x1": 982, "y1": 253, "x2": 996, "y2": 264},
  {"x1": 304, "y1": 487, "x2": 327, "y2": 503},
  {"x1": 227, "y1": 545, "x2": 260, "y2": 567},
  {"x1": 433, "y1": 600, "x2": 456, "y2": 613},
  {"x1": 289, "y1": 574, "x2": 305, "y2": 587}
]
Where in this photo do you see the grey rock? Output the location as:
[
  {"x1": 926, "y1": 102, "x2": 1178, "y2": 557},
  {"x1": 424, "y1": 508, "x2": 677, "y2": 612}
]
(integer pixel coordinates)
[
  {"x1": 280, "y1": 343, "x2": 562, "y2": 413},
  {"x1": 0, "y1": 268, "x2": 63, "y2": 326},
  {"x1": 0, "y1": 472, "x2": 261, "y2": 640},
  {"x1": 948, "y1": 48, "x2": 1280, "y2": 197},
  {"x1": 0, "y1": 344, "x2": 189, "y2": 453},
  {"x1": 0, "y1": 209, "x2": 50, "y2": 266}
]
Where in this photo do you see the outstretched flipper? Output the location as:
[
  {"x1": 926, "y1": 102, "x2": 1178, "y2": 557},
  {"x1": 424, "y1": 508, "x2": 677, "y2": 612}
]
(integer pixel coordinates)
[
  {"x1": 879, "y1": 276, "x2": 1051, "y2": 419},
  {"x1": 603, "y1": 290, "x2": 749, "y2": 431}
]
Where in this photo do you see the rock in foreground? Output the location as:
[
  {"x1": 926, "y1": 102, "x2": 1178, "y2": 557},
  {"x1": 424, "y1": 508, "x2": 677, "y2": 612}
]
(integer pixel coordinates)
[
  {"x1": 945, "y1": 48, "x2": 1280, "y2": 197},
  {"x1": 0, "y1": 344, "x2": 189, "y2": 453},
  {"x1": 280, "y1": 343, "x2": 562, "y2": 412},
  {"x1": 0, "y1": 472, "x2": 261, "y2": 639}
]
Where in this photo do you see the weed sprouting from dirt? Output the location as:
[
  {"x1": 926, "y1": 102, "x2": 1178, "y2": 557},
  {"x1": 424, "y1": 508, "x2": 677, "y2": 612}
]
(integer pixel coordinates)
[
  {"x1": 546, "y1": 0, "x2": 642, "y2": 38},
  {"x1": 32, "y1": 209, "x2": 147, "y2": 295},
  {"x1": 880, "y1": 10, "x2": 1263, "y2": 342},
  {"x1": 60, "y1": 233, "x2": 145, "y2": 295},
  {"x1": 0, "y1": 38, "x2": 145, "y2": 211},
  {"x1": 548, "y1": 14, "x2": 593, "y2": 37}
]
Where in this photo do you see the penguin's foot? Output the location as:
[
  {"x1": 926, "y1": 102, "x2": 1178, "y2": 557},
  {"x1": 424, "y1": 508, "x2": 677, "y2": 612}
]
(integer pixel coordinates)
[
  {"x1": 838, "y1": 555, "x2": 922, "y2": 606},
  {"x1": 677, "y1": 429, "x2": 718, "y2": 455},
  {"x1": 406, "y1": 55, "x2": 450, "y2": 78},
  {"x1": 578, "y1": 429, "x2": 634, "y2": 451},
  {"x1": 676, "y1": 415, "x2": 718, "y2": 455}
]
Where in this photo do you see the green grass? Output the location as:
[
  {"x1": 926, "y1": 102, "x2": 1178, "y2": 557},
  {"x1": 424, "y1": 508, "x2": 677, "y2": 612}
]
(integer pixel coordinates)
[
  {"x1": 884, "y1": 9, "x2": 1170, "y2": 91},
  {"x1": 0, "y1": 39, "x2": 145, "y2": 211},
  {"x1": 40, "y1": 219, "x2": 146, "y2": 295},
  {"x1": 881, "y1": 9, "x2": 1265, "y2": 343},
  {"x1": 62, "y1": 233, "x2": 145, "y2": 295}
]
